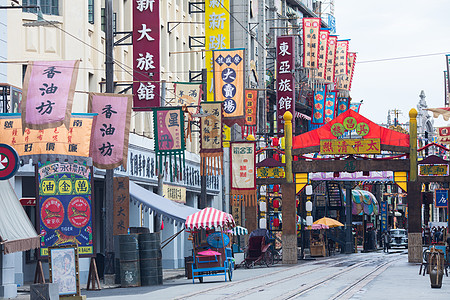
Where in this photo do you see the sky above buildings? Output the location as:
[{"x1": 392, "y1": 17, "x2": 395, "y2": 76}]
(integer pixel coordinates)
[{"x1": 334, "y1": 0, "x2": 450, "y2": 127}]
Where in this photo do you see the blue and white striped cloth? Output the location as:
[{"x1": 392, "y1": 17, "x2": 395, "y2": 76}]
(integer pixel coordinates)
[{"x1": 232, "y1": 226, "x2": 248, "y2": 236}]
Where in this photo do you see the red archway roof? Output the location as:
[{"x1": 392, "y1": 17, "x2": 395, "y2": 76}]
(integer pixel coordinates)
[{"x1": 293, "y1": 109, "x2": 409, "y2": 149}]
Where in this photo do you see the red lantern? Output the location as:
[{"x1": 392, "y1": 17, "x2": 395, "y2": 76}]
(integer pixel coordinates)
[
  {"x1": 273, "y1": 185, "x2": 280, "y2": 193},
  {"x1": 273, "y1": 198, "x2": 280, "y2": 208},
  {"x1": 273, "y1": 218, "x2": 280, "y2": 227},
  {"x1": 273, "y1": 137, "x2": 279, "y2": 147},
  {"x1": 273, "y1": 153, "x2": 280, "y2": 161}
]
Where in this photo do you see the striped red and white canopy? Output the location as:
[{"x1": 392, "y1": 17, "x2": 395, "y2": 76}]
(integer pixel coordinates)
[{"x1": 185, "y1": 207, "x2": 235, "y2": 230}]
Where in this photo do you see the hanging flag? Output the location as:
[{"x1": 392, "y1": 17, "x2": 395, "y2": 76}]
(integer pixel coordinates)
[
  {"x1": 336, "y1": 97, "x2": 350, "y2": 116},
  {"x1": 446, "y1": 54, "x2": 450, "y2": 99},
  {"x1": 173, "y1": 82, "x2": 202, "y2": 114},
  {"x1": 244, "y1": 90, "x2": 258, "y2": 136},
  {"x1": 88, "y1": 93, "x2": 132, "y2": 170},
  {"x1": 200, "y1": 102, "x2": 223, "y2": 175},
  {"x1": 302, "y1": 18, "x2": 321, "y2": 71},
  {"x1": 314, "y1": 29, "x2": 330, "y2": 82},
  {"x1": 133, "y1": 0, "x2": 160, "y2": 110},
  {"x1": 311, "y1": 89, "x2": 326, "y2": 124},
  {"x1": 337, "y1": 52, "x2": 357, "y2": 94},
  {"x1": 0, "y1": 114, "x2": 93, "y2": 165},
  {"x1": 324, "y1": 90, "x2": 337, "y2": 123},
  {"x1": 445, "y1": 71, "x2": 450, "y2": 107},
  {"x1": 325, "y1": 35, "x2": 337, "y2": 84},
  {"x1": 230, "y1": 141, "x2": 256, "y2": 207},
  {"x1": 205, "y1": 0, "x2": 230, "y2": 102},
  {"x1": 153, "y1": 107, "x2": 185, "y2": 181},
  {"x1": 213, "y1": 48, "x2": 245, "y2": 126},
  {"x1": 21, "y1": 60, "x2": 80, "y2": 132},
  {"x1": 437, "y1": 126, "x2": 450, "y2": 144},
  {"x1": 276, "y1": 36, "x2": 295, "y2": 136},
  {"x1": 334, "y1": 40, "x2": 349, "y2": 85},
  {"x1": 350, "y1": 102, "x2": 362, "y2": 113}
]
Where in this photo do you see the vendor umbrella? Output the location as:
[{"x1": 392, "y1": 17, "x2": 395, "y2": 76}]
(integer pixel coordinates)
[{"x1": 313, "y1": 217, "x2": 344, "y2": 228}]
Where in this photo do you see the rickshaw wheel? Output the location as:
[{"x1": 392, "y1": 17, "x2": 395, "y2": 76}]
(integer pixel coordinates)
[
  {"x1": 228, "y1": 264, "x2": 233, "y2": 281},
  {"x1": 264, "y1": 251, "x2": 274, "y2": 267},
  {"x1": 198, "y1": 276, "x2": 204, "y2": 283}
]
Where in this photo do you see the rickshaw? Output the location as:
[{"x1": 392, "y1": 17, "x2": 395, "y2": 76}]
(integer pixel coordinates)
[
  {"x1": 185, "y1": 207, "x2": 235, "y2": 283},
  {"x1": 244, "y1": 229, "x2": 273, "y2": 268}
]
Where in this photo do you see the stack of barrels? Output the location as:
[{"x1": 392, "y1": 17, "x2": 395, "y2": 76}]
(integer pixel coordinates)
[{"x1": 119, "y1": 232, "x2": 163, "y2": 287}]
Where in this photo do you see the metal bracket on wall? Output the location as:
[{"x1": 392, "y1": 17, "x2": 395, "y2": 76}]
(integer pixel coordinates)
[
  {"x1": 189, "y1": 2, "x2": 205, "y2": 14},
  {"x1": 189, "y1": 70, "x2": 203, "y2": 83},
  {"x1": 189, "y1": 36, "x2": 205, "y2": 48},
  {"x1": 167, "y1": 22, "x2": 203, "y2": 33},
  {"x1": 113, "y1": 31, "x2": 132, "y2": 46}
]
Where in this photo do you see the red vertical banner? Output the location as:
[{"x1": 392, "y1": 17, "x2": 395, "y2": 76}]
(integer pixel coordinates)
[
  {"x1": 325, "y1": 36, "x2": 337, "y2": 84},
  {"x1": 302, "y1": 18, "x2": 321, "y2": 70},
  {"x1": 133, "y1": 0, "x2": 160, "y2": 110},
  {"x1": 276, "y1": 36, "x2": 295, "y2": 136}
]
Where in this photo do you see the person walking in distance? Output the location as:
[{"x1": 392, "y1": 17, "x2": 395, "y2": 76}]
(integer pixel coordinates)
[{"x1": 383, "y1": 231, "x2": 390, "y2": 253}]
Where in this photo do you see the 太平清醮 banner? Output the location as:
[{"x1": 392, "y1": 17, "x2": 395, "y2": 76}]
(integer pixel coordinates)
[
  {"x1": 38, "y1": 162, "x2": 93, "y2": 257},
  {"x1": 133, "y1": 0, "x2": 160, "y2": 110}
]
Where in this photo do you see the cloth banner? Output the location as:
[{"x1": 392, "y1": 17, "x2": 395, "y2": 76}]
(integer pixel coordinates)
[
  {"x1": 230, "y1": 142, "x2": 256, "y2": 207},
  {"x1": 213, "y1": 49, "x2": 245, "y2": 126},
  {"x1": 22, "y1": 60, "x2": 80, "y2": 132},
  {"x1": 0, "y1": 113, "x2": 93, "y2": 165},
  {"x1": 200, "y1": 102, "x2": 223, "y2": 175},
  {"x1": 302, "y1": 18, "x2": 321, "y2": 72},
  {"x1": 311, "y1": 89, "x2": 326, "y2": 124},
  {"x1": 350, "y1": 102, "x2": 362, "y2": 113},
  {"x1": 314, "y1": 30, "x2": 330, "y2": 82},
  {"x1": 153, "y1": 107, "x2": 185, "y2": 181},
  {"x1": 437, "y1": 126, "x2": 450, "y2": 144},
  {"x1": 426, "y1": 107, "x2": 450, "y2": 121},
  {"x1": 325, "y1": 35, "x2": 337, "y2": 84},
  {"x1": 173, "y1": 82, "x2": 202, "y2": 114},
  {"x1": 244, "y1": 89, "x2": 257, "y2": 136},
  {"x1": 445, "y1": 71, "x2": 450, "y2": 107},
  {"x1": 38, "y1": 162, "x2": 93, "y2": 257},
  {"x1": 334, "y1": 40, "x2": 349, "y2": 85},
  {"x1": 133, "y1": 0, "x2": 160, "y2": 110},
  {"x1": 324, "y1": 90, "x2": 337, "y2": 123},
  {"x1": 88, "y1": 93, "x2": 132, "y2": 170},
  {"x1": 336, "y1": 97, "x2": 350, "y2": 116},
  {"x1": 113, "y1": 177, "x2": 129, "y2": 235},
  {"x1": 276, "y1": 36, "x2": 296, "y2": 136},
  {"x1": 337, "y1": 52, "x2": 357, "y2": 93}
]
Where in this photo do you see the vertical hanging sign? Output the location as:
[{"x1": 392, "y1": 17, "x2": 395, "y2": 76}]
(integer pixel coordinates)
[
  {"x1": 315, "y1": 30, "x2": 330, "y2": 82},
  {"x1": 276, "y1": 36, "x2": 295, "y2": 136},
  {"x1": 244, "y1": 90, "x2": 258, "y2": 136},
  {"x1": 446, "y1": 54, "x2": 450, "y2": 100},
  {"x1": 113, "y1": 177, "x2": 130, "y2": 235},
  {"x1": 311, "y1": 89, "x2": 326, "y2": 124},
  {"x1": 334, "y1": 40, "x2": 349, "y2": 85},
  {"x1": 230, "y1": 141, "x2": 256, "y2": 207},
  {"x1": 200, "y1": 102, "x2": 223, "y2": 175},
  {"x1": 325, "y1": 35, "x2": 337, "y2": 84},
  {"x1": 336, "y1": 97, "x2": 350, "y2": 116},
  {"x1": 337, "y1": 52, "x2": 357, "y2": 92},
  {"x1": 133, "y1": 0, "x2": 160, "y2": 110},
  {"x1": 302, "y1": 18, "x2": 321, "y2": 71},
  {"x1": 445, "y1": 71, "x2": 450, "y2": 107},
  {"x1": 205, "y1": 0, "x2": 230, "y2": 101},
  {"x1": 324, "y1": 90, "x2": 337, "y2": 123}
]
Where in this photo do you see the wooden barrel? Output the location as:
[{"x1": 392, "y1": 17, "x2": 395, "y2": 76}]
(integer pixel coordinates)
[
  {"x1": 119, "y1": 234, "x2": 140, "y2": 287},
  {"x1": 138, "y1": 233, "x2": 163, "y2": 285}
]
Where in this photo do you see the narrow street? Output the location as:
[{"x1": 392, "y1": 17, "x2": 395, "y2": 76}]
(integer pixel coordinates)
[{"x1": 79, "y1": 250, "x2": 450, "y2": 299}]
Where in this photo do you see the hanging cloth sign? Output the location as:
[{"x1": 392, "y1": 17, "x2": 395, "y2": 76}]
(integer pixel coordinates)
[
  {"x1": 336, "y1": 97, "x2": 350, "y2": 116},
  {"x1": 325, "y1": 35, "x2": 337, "y2": 84},
  {"x1": 172, "y1": 82, "x2": 202, "y2": 114},
  {"x1": 230, "y1": 141, "x2": 256, "y2": 207},
  {"x1": 314, "y1": 30, "x2": 330, "y2": 82},
  {"x1": 437, "y1": 126, "x2": 450, "y2": 144},
  {"x1": 350, "y1": 102, "x2": 362, "y2": 113},
  {"x1": 324, "y1": 90, "x2": 337, "y2": 123},
  {"x1": 445, "y1": 71, "x2": 450, "y2": 107},
  {"x1": 334, "y1": 40, "x2": 349, "y2": 86},
  {"x1": 446, "y1": 54, "x2": 450, "y2": 101},
  {"x1": 244, "y1": 89, "x2": 258, "y2": 136},
  {"x1": 88, "y1": 93, "x2": 132, "y2": 170},
  {"x1": 337, "y1": 52, "x2": 357, "y2": 94},
  {"x1": 302, "y1": 18, "x2": 321, "y2": 71},
  {"x1": 311, "y1": 89, "x2": 327, "y2": 124},
  {"x1": 153, "y1": 107, "x2": 185, "y2": 181},
  {"x1": 200, "y1": 102, "x2": 223, "y2": 175},
  {"x1": 213, "y1": 48, "x2": 245, "y2": 126},
  {"x1": 22, "y1": 60, "x2": 80, "y2": 132}
]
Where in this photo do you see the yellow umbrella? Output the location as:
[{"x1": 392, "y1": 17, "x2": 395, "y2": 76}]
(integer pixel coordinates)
[{"x1": 313, "y1": 217, "x2": 344, "y2": 228}]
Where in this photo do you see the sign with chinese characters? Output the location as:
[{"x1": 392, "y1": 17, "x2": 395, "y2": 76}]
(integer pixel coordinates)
[
  {"x1": 435, "y1": 189, "x2": 448, "y2": 208},
  {"x1": 163, "y1": 184, "x2": 186, "y2": 204},
  {"x1": 244, "y1": 90, "x2": 257, "y2": 135},
  {"x1": 22, "y1": 60, "x2": 80, "y2": 131},
  {"x1": 311, "y1": 89, "x2": 326, "y2": 124},
  {"x1": 302, "y1": 18, "x2": 321, "y2": 70},
  {"x1": 314, "y1": 29, "x2": 330, "y2": 81},
  {"x1": 380, "y1": 201, "x2": 388, "y2": 232},
  {"x1": 205, "y1": 0, "x2": 230, "y2": 102},
  {"x1": 419, "y1": 164, "x2": 449, "y2": 176},
  {"x1": 320, "y1": 138, "x2": 381, "y2": 155},
  {"x1": 213, "y1": 48, "x2": 245, "y2": 122},
  {"x1": 20, "y1": 198, "x2": 36, "y2": 206},
  {"x1": 325, "y1": 35, "x2": 337, "y2": 84},
  {"x1": 113, "y1": 177, "x2": 129, "y2": 235},
  {"x1": 337, "y1": 52, "x2": 357, "y2": 92},
  {"x1": 324, "y1": 90, "x2": 337, "y2": 123},
  {"x1": 38, "y1": 162, "x2": 93, "y2": 257},
  {"x1": 0, "y1": 114, "x2": 93, "y2": 165},
  {"x1": 88, "y1": 93, "x2": 132, "y2": 170},
  {"x1": 133, "y1": 0, "x2": 160, "y2": 110},
  {"x1": 153, "y1": 107, "x2": 185, "y2": 181},
  {"x1": 230, "y1": 142, "x2": 256, "y2": 206},
  {"x1": 336, "y1": 97, "x2": 350, "y2": 116},
  {"x1": 334, "y1": 40, "x2": 349, "y2": 81},
  {"x1": 437, "y1": 126, "x2": 450, "y2": 144},
  {"x1": 200, "y1": 102, "x2": 223, "y2": 175},
  {"x1": 256, "y1": 167, "x2": 285, "y2": 178},
  {"x1": 350, "y1": 102, "x2": 362, "y2": 113},
  {"x1": 172, "y1": 82, "x2": 202, "y2": 114},
  {"x1": 231, "y1": 204, "x2": 241, "y2": 226},
  {"x1": 445, "y1": 71, "x2": 450, "y2": 107},
  {"x1": 446, "y1": 54, "x2": 450, "y2": 102},
  {"x1": 276, "y1": 36, "x2": 295, "y2": 136}
]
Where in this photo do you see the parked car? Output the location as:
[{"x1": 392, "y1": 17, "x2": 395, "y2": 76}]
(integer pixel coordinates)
[{"x1": 389, "y1": 229, "x2": 408, "y2": 248}]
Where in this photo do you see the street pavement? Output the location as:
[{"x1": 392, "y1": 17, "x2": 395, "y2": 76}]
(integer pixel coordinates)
[{"x1": 14, "y1": 249, "x2": 450, "y2": 299}]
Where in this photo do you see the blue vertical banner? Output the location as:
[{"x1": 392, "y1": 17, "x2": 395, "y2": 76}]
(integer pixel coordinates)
[
  {"x1": 336, "y1": 97, "x2": 350, "y2": 116},
  {"x1": 435, "y1": 189, "x2": 448, "y2": 208},
  {"x1": 380, "y1": 201, "x2": 388, "y2": 232},
  {"x1": 324, "y1": 90, "x2": 337, "y2": 123},
  {"x1": 311, "y1": 89, "x2": 326, "y2": 124}
]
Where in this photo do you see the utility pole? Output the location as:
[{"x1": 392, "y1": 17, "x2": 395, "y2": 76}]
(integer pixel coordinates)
[{"x1": 104, "y1": 0, "x2": 115, "y2": 283}]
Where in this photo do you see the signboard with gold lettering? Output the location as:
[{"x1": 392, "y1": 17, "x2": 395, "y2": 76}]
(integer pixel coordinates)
[
  {"x1": 320, "y1": 138, "x2": 381, "y2": 155},
  {"x1": 419, "y1": 164, "x2": 449, "y2": 176},
  {"x1": 38, "y1": 162, "x2": 93, "y2": 257},
  {"x1": 257, "y1": 167, "x2": 285, "y2": 178},
  {"x1": 163, "y1": 184, "x2": 186, "y2": 204},
  {"x1": 113, "y1": 177, "x2": 129, "y2": 235}
]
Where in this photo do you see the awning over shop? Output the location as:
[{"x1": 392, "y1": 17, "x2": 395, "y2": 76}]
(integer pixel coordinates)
[
  {"x1": 0, "y1": 180, "x2": 40, "y2": 254},
  {"x1": 129, "y1": 181, "x2": 199, "y2": 226}
]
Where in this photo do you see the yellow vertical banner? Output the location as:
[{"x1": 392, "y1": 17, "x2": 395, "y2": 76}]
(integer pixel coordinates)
[{"x1": 205, "y1": 0, "x2": 230, "y2": 101}]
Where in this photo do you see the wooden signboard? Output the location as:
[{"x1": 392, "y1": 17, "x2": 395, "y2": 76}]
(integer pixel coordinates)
[
  {"x1": 419, "y1": 164, "x2": 449, "y2": 176},
  {"x1": 257, "y1": 167, "x2": 285, "y2": 178},
  {"x1": 113, "y1": 177, "x2": 130, "y2": 235}
]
